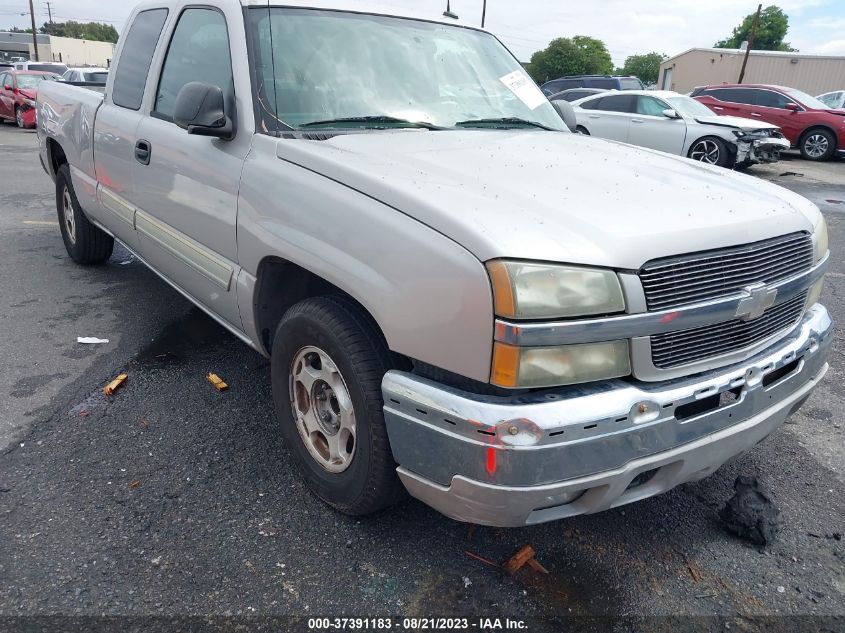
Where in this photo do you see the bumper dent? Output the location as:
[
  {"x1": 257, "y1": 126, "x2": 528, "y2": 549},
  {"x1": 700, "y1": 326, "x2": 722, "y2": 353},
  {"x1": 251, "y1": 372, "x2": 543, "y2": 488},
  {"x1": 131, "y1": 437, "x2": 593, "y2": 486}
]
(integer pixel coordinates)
[{"x1": 383, "y1": 304, "x2": 832, "y2": 526}]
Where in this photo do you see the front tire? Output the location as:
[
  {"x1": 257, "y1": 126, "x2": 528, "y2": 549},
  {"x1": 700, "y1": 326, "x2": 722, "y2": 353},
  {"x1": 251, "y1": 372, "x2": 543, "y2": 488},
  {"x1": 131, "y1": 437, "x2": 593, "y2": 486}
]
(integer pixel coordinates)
[
  {"x1": 55, "y1": 163, "x2": 114, "y2": 265},
  {"x1": 799, "y1": 128, "x2": 835, "y2": 161},
  {"x1": 576, "y1": 125, "x2": 590, "y2": 135},
  {"x1": 270, "y1": 296, "x2": 403, "y2": 515},
  {"x1": 15, "y1": 107, "x2": 24, "y2": 128},
  {"x1": 689, "y1": 137, "x2": 730, "y2": 167}
]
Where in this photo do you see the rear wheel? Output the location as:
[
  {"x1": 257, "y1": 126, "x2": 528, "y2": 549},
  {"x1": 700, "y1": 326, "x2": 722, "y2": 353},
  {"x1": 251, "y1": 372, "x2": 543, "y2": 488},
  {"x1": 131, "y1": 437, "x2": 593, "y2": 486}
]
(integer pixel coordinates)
[
  {"x1": 15, "y1": 107, "x2": 24, "y2": 128},
  {"x1": 576, "y1": 125, "x2": 590, "y2": 135},
  {"x1": 689, "y1": 137, "x2": 730, "y2": 167},
  {"x1": 55, "y1": 164, "x2": 114, "y2": 264},
  {"x1": 799, "y1": 128, "x2": 835, "y2": 161},
  {"x1": 270, "y1": 295, "x2": 404, "y2": 515}
]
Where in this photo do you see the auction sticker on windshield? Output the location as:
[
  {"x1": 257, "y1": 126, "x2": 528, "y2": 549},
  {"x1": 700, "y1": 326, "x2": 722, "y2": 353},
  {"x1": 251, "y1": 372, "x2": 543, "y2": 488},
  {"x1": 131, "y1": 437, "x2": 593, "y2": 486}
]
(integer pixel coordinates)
[{"x1": 499, "y1": 70, "x2": 547, "y2": 110}]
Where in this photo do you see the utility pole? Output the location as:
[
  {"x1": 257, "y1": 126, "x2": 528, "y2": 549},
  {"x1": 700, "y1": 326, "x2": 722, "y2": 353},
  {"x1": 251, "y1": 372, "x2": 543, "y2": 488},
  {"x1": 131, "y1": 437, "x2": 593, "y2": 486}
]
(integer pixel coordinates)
[
  {"x1": 481, "y1": 0, "x2": 487, "y2": 27},
  {"x1": 44, "y1": 1, "x2": 53, "y2": 23},
  {"x1": 28, "y1": 0, "x2": 39, "y2": 61},
  {"x1": 738, "y1": 3, "x2": 762, "y2": 84}
]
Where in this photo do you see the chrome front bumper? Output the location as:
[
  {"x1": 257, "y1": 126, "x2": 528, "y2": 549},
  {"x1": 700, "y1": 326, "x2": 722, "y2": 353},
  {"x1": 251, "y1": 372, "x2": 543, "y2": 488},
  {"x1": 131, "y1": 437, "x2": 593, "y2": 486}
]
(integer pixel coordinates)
[{"x1": 383, "y1": 304, "x2": 832, "y2": 527}]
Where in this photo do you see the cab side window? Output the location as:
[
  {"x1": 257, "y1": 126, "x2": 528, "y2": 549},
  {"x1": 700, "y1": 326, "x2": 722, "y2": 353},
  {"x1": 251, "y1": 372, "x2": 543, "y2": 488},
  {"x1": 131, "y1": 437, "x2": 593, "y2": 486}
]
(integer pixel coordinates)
[
  {"x1": 593, "y1": 94, "x2": 636, "y2": 113},
  {"x1": 704, "y1": 88, "x2": 755, "y2": 105},
  {"x1": 153, "y1": 8, "x2": 233, "y2": 121},
  {"x1": 112, "y1": 8, "x2": 168, "y2": 110}
]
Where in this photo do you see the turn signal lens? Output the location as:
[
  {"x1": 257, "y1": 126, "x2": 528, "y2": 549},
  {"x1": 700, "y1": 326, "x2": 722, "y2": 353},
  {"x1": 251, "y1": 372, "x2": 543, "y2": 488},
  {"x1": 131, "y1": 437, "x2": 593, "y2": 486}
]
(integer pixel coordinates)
[
  {"x1": 491, "y1": 340, "x2": 631, "y2": 389},
  {"x1": 807, "y1": 278, "x2": 824, "y2": 307}
]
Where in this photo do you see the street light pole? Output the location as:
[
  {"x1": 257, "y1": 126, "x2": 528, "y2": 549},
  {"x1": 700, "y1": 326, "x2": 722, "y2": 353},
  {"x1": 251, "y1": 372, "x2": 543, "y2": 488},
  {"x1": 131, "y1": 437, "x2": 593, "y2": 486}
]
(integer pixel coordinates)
[{"x1": 28, "y1": 0, "x2": 39, "y2": 61}]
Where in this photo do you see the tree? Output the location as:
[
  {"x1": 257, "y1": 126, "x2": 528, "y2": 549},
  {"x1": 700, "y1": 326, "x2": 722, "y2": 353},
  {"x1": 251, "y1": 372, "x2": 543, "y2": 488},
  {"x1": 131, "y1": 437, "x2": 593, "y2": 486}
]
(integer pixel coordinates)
[
  {"x1": 527, "y1": 36, "x2": 613, "y2": 84},
  {"x1": 618, "y1": 52, "x2": 666, "y2": 86},
  {"x1": 39, "y1": 20, "x2": 118, "y2": 43},
  {"x1": 715, "y1": 5, "x2": 796, "y2": 52}
]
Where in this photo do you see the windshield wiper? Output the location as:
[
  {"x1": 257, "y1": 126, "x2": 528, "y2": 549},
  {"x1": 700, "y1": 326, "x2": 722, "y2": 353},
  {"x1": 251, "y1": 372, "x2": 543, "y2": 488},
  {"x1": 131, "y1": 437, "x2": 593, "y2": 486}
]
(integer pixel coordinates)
[
  {"x1": 298, "y1": 116, "x2": 443, "y2": 130},
  {"x1": 454, "y1": 117, "x2": 554, "y2": 130}
]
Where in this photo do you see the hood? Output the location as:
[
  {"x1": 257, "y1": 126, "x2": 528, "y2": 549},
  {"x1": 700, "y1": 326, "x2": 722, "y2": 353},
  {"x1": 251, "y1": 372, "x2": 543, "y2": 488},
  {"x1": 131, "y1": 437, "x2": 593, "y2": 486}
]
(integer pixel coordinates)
[
  {"x1": 822, "y1": 108, "x2": 845, "y2": 116},
  {"x1": 694, "y1": 114, "x2": 778, "y2": 132},
  {"x1": 275, "y1": 130, "x2": 819, "y2": 269},
  {"x1": 18, "y1": 88, "x2": 36, "y2": 100}
]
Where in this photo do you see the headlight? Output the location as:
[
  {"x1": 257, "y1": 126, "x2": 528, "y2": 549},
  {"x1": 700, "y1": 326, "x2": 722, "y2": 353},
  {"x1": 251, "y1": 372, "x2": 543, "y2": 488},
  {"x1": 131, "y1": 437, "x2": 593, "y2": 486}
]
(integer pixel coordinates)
[
  {"x1": 491, "y1": 340, "x2": 631, "y2": 388},
  {"x1": 486, "y1": 260, "x2": 625, "y2": 319},
  {"x1": 813, "y1": 217, "x2": 828, "y2": 262}
]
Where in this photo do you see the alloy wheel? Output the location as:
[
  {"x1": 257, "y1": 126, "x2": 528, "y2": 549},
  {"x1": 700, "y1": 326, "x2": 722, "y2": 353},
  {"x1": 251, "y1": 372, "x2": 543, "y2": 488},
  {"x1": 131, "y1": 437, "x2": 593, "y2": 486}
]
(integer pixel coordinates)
[
  {"x1": 803, "y1": 134, "x2": 829, "y2": 159},
  {"x1": 690, "y1": 139, "x2": 720, "y2": 164},
  {"x1": 62, "y1": 185, "x2": 76, "y2": 245},
  {"x1": 289, "y1": 346, "x2": 356, "y2": 473}
]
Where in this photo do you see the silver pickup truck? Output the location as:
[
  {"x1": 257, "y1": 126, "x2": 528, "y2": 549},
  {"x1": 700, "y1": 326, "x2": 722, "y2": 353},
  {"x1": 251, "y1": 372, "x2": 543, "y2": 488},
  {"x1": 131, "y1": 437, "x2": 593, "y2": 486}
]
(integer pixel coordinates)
[{"x1": 37, "y1": 0, "x2": 831, "y2": 527}]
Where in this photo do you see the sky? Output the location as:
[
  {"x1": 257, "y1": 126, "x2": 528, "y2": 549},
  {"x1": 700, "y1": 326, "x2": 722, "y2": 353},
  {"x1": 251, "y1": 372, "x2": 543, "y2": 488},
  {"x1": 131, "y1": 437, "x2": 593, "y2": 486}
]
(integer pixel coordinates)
[{"x1": 1, "y1": 0, "x2": 844, "y2": 64}]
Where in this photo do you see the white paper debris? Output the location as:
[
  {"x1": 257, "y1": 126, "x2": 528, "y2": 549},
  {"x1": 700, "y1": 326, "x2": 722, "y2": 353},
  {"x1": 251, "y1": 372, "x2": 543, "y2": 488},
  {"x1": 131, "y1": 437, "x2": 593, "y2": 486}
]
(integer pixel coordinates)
[
  {"x1": 499, "y1": 70, "x2": 547, "y2": 110},
  {"x1": 77, "y1": 337, "x2": 110, "y2": 344}
]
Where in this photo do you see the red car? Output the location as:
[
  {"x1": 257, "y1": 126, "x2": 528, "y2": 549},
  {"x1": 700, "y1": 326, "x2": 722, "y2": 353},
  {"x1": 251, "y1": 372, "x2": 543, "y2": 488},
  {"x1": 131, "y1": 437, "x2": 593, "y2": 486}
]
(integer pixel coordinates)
[
  {"x1": 0, "y1": 69, "x2": 58, "y2": 128},
  {"x1": 692, "y1": 84, "x2": 845, "y2": 161}
]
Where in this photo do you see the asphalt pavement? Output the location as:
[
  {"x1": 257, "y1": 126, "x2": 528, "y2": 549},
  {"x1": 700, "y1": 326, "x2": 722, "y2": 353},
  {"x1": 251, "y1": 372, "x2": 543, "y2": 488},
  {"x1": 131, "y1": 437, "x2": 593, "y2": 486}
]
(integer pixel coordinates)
[{"x1": 1, "y1": 124, "x2": 843, "y2": 632}]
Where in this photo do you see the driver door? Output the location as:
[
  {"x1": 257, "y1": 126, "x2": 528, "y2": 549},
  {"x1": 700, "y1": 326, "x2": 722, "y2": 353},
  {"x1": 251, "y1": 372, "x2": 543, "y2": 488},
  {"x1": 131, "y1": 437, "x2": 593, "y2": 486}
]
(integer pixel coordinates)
[{"x1": 627, "y1": 95, "x2": 687, "y2": 154}]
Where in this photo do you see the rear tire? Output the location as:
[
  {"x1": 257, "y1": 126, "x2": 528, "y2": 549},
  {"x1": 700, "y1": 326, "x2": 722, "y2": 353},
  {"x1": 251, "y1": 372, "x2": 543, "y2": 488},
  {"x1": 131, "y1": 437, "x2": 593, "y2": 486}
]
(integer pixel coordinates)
[
  {"x1": 15, "y1": 107, "x2": 24, "y2": 128},
  {"x1": 55, "y1": 164, "x2": 114, "y2": 265},
  {"x1": 688, "y1": 136, "x2": 730, "y2": 167},
  {"x1": 576, "y1": 125, "x2": 590, "y2": 135},
  {"x1": 270, "y1": 295, "x2": 404, "y2": 516},
  {"x1": 799, "y1": 128, "x2": 835, "y2": 161}
]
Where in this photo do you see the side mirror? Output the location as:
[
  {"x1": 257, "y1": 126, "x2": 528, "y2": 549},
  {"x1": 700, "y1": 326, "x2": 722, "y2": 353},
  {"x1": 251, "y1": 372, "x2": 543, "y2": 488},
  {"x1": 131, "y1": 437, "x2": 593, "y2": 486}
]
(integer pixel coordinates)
[
  {"x1": 662, "y1": 108, "x2": 680, "y2": 119},
  {"x1": 172, "y1": 82, "x2": 234, "y2": 140},
  {"x1": 551, "y1": 99, "x2": 577, "y2": 132},
  {"x1": 785, "y1": 103, "x2": 800, "y2": 112}
]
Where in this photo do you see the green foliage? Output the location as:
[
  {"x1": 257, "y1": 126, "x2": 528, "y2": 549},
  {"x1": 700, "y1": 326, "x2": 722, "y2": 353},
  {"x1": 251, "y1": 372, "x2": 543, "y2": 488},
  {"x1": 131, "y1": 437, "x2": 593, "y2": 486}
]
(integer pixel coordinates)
[
  {"x1": 619, "y1": 52, "x2": 666, "y2": 86},
  {"x1": 39, "y1": 20, "x2": 119, "y2": 43},
  {"x1": 715, "y1": 5, "x2": 796, "y2": 52},
  {"x1": 527, "y1": 36, "x2": 613, "y2": 84}
]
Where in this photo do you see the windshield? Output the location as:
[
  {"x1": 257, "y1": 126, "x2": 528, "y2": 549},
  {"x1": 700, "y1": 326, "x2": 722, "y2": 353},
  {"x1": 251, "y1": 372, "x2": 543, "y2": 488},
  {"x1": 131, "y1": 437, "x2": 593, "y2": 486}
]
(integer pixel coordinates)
[
  {"x1": 83, "y1": 71, "x2": 108, "y2": 83},
  {"x1": 247, "y1": 8, "x2": 566, "y2": 132},
  {"x1": 784, "y1": 88, "x2": 829, "y2": 110},
  {"x1": 16, "y1": 73, "x2": 54, "y2": 89},
  {"x1": 666, "y1": 96, "x2": 716, "y2": 118}
]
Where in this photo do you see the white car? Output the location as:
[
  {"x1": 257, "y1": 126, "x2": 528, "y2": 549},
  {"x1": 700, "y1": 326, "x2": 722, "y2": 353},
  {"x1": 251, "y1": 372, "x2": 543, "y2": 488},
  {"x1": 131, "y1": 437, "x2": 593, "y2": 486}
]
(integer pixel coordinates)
[
  {"x1": 817, "y1": 90, "x2": 845, "y2": 109},
  {"x1": 60, "y1": 67, "x2": 109, "y2": 84},
  {"x1": 568, "y1": 90, "x2": 790, "y2": 168}
]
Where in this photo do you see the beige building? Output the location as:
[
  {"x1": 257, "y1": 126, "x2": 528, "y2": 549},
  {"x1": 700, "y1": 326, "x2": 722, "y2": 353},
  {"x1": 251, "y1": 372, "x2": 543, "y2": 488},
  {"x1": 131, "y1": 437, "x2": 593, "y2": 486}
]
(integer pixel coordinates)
[
  {"x1": 659, "y1": 48, "x2": 845, "y2": 95},
  {"x1": 1, "y1": 31, "x2": 115, "y2": 67}
]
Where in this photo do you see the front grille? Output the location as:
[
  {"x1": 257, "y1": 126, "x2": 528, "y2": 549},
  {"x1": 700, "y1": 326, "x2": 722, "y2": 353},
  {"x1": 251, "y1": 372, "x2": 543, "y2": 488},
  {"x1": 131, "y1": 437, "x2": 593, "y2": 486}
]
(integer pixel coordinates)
[
  {"x1": 651, "y1": 292, "x2": 807, "y2": 369},
  {"x1": 640, "y1": 233, "x2": 813, "y2": 311}
]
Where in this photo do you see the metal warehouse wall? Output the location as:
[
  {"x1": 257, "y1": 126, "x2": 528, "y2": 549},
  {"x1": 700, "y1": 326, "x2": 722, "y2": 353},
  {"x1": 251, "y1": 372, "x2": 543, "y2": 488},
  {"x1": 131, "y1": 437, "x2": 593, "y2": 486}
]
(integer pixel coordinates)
[{"x1": 659, "y1": 49, "x2": 845, "y2": 95}]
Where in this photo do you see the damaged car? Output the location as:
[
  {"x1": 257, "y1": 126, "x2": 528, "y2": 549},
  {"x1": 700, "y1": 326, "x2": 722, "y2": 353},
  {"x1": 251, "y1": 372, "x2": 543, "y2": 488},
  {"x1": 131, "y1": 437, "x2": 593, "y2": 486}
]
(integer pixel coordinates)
[{"x1": 571, "y1": 90, "x2": 789, "y2": 168}]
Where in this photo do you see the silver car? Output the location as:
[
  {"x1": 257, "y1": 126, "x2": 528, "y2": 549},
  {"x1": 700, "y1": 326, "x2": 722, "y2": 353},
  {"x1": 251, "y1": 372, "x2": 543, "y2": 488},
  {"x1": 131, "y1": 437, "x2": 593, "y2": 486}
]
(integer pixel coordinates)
[
  {"x1": 817, "y1": 90, "x2": 845, "y2": 109},
  {"x1": 571, "y1": 89, "x2": 790, "y2": 168}
]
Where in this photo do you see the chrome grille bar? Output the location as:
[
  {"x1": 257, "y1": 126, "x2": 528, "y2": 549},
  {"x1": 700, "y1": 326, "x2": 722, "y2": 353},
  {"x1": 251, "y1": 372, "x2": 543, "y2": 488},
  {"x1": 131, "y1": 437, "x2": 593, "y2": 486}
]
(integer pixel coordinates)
[{"x1": 639, "y1": 233, "x2": 813, "y2": 311}]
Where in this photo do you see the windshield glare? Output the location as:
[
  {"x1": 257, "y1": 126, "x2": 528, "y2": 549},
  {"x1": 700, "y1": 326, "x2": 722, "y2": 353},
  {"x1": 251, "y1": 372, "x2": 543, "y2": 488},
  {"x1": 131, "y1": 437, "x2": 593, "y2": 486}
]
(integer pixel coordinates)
[
  {"x1": 666, "y1": 96, "x2": 716, "y2": 118},
  {"x1": 785, "y1": 89, "x2": 829, "y2": 110},
  {"x1": 248, "y1": 8, "x2": 566, "y2": 132}
]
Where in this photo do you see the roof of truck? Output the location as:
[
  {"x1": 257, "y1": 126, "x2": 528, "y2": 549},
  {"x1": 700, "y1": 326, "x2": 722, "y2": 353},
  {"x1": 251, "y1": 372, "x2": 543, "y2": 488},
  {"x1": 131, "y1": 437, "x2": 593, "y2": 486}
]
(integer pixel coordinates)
[{"x1": 240, "y1": 0, "x2": 482, "y2": 28}]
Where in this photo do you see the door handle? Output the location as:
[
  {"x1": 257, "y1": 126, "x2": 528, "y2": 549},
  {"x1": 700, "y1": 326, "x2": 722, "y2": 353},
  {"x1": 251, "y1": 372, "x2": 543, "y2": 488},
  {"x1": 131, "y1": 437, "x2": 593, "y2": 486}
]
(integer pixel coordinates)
[
  {"x1": 135, "y1": 139, "x2": 151, "y2": 165},
  {"x1": 713, "y1": 106, "x2": 724, "y2": 110},
  {"x1": 750, "y1": 112, "x2": 762, "y2": 117},
  {"x1": 588, "y1": 114, "x2": 600, "y2": 119},
  {"x1": 631, "y1": 118, "x2": 643, "y2": 124}
]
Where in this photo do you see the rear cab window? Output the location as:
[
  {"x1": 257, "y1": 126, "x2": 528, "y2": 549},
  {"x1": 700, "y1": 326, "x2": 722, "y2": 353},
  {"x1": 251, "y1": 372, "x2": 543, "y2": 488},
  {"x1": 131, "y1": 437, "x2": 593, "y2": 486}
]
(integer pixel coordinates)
[
  {"x1": 590, "y1": 94, "x2": 636, "y2": 113},
  {"x1": 703, "y1": 88, "x2": 756, "y2": 105},
  {"x1": 111, "y1": 8, "x2": 169, "y2": 110}
]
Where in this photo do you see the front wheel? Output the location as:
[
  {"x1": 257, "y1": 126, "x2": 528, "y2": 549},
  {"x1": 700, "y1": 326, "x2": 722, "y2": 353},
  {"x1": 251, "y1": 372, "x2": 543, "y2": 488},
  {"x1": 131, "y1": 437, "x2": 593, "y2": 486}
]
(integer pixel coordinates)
[
  {"x1": 799, "y1": 129, "x2": 835, "y2": 161},
  {"x1": 689, "y1": 137, "x2": 730, "y2": 167},
  {"x1": 15, "y1": 107, "x2": 24, "y2": 128},
  {"x1": 270, "y1": 296, "x2": 404, "y2": 515},
  {"x1": 575, "y1": 125, "x2": 590, "y2": 135},
  {"x1": 55, "y1": 164, "x2": 114, "y2": 264}
]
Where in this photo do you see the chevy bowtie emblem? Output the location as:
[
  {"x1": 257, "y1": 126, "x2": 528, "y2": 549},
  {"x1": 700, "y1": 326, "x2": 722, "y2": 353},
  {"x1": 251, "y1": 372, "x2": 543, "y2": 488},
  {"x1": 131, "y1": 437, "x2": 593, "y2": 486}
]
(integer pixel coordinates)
[{"x1": 735, "y1": 283, "x2": 778, "y2": 321}]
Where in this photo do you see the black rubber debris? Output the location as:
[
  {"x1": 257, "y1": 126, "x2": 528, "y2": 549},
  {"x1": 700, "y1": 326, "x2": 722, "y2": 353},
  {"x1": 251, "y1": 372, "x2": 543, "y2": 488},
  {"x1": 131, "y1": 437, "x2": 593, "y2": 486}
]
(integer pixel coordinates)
[{"x1": 719, "y1": 475, "x2": 781, "y2": 548}]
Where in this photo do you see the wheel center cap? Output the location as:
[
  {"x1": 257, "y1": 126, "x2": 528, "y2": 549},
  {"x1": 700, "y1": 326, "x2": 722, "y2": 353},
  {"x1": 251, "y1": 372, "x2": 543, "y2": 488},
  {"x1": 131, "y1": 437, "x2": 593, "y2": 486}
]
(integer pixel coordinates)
[{"x1": 312, "y1": 380, "x2": 341, "y2": 435}]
